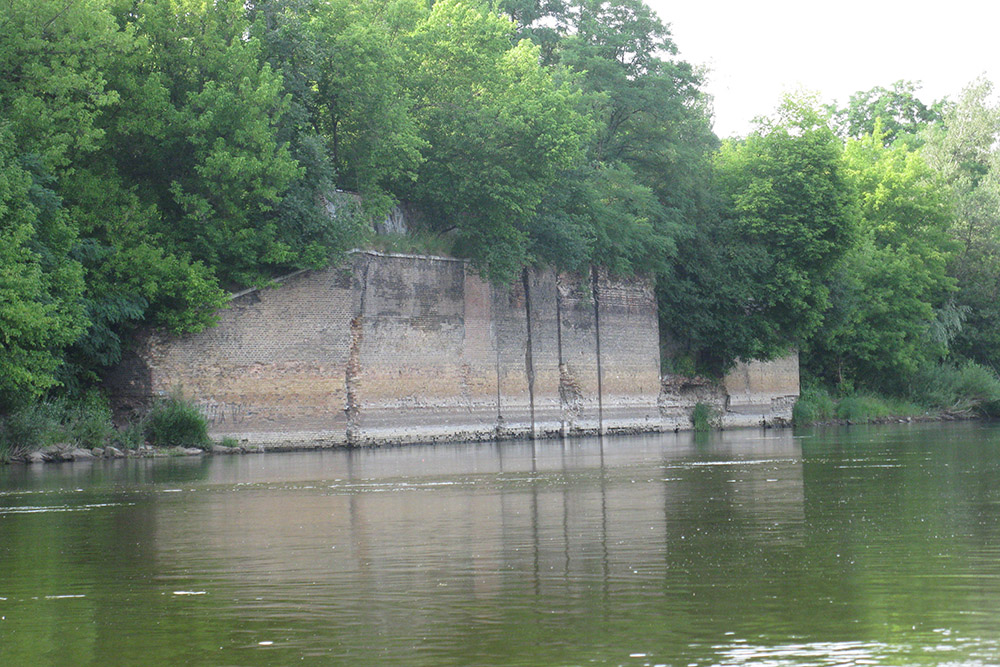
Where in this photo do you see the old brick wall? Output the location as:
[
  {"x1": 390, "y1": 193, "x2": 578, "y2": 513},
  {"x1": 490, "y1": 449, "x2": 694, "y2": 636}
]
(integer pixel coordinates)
[
  {"x1": 656, "y1": 354, "x2": 800, "y2": 430},
  {"x1": 594, "y1": 270, "x2": 663, "y2": 432},
  {"x1": 108, "y1": 268, "x2": 358, "y2": 444},
  {"x1": 107, "y1": 251, "x2": 797, "y2": 446},
  {"x1": 721, "y1": 354, "x2": 800, "y2": 426},
  {"x1": 350, "y1": 253, "x2": 500, "y2": 443}
]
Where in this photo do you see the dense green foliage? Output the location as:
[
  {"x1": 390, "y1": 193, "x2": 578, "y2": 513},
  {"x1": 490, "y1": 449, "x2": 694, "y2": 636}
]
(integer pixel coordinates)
[
  {"x1": 830, "y1": 80, "x2": 946, "y2": 146},
  {"x1": 690, "y1": 402, "x2": 720, "y2": 432},
  {"x1": 0, "y1": 390, "x2": 115, "y2": 461},
  {"x1": 804, "y1": 126, "x2": 956, "y2": 391},
  {"x1": 3, "y1": 0, "x2": 1000, "y2": 424},
  {"x1": 145, "y1": 390, "x2": 211, "y2": 449},
  {"x1": 659, "y1": 95, "x2": 857, "y2": 372},
  {"x1": 921, "y1": 79, "x2": 1000, "y2": 372},
  {"x1": 403, "y1": 0, "x2": 591, "y2": 282},
  {"x1": 2, "y1": 0, "x2": 713, "y2": 410}
]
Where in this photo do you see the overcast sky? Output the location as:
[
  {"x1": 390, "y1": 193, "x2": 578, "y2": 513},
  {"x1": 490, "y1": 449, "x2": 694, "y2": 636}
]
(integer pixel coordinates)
[{"x1": 646, "y1": 0, "x2": 1000, "y2": 137}]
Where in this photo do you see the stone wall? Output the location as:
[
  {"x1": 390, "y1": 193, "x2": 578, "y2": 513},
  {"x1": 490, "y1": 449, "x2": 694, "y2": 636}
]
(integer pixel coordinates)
[
  {"x1": 657, "y1": 354, "x2": 800, "y2": 431},
  {"x1": 722, "y1": 355, "x2": 800, "y2": 426},
  {"x1": 107, "y1": 251, "x2": 798, "y2": 446}
]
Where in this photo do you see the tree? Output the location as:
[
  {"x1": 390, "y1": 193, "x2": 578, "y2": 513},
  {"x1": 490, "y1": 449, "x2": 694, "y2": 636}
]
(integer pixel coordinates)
[
  {"x1": 102, "y1": 0, "x2": 305, "y2": 286},
  {"x1": 497, "y1": 0, "x2": 566, "y2": 61},
  {"x1": 505, "y1": 0, "x2": 716, "y2": 278},
  {"x1": 401, "y1": 0, "x2": 591, "y2": 283},
  {"x1": 252, "y1": 0, "x2": 425, "y2": 223},
  {"x1": 661, "y1": 95, "x2": 857, "y2": 370},
  {"x1": 831, "y1": 80, "x2": 945, "y2": 146},
  {"x1": 804, "y1": 127, "x2": 956, "y2": 390},
  {"x1": 553, "y1": 0, "x2": 716, "y2": 226},
  {"x1": 0, "y1": 129, "x2": 88, "y2": 408},
  {"x1": 0, "y1": 0, "x2": 134, "y2": 404},
  {"x1": 921, "y1": 77, "x2": 1000, "y2": 370}
]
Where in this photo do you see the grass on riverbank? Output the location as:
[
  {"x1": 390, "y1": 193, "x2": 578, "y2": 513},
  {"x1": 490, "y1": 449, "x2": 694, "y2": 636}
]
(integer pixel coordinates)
[
  {"x1": 0, "y1": 391, "x2": 122, "y2": 462},
  {"x1": 692, "y1": 402, "x2": 722, "y2": 431},
  {"x1": 0, "y1": 390, "x2": 214, "y2": 462},
  {"x1": 793, "y1": 387, "x2": 928, "y2": 425},
  {"x1": 145, "y1": 390, "x2": 211, "y2": 450},
  {"x1": 794, "y1": 361, "x2": 1000, "y2": 426}
]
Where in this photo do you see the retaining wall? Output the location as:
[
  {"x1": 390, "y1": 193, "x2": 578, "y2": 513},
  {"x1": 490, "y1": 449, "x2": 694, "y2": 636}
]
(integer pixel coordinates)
[{"x1": 107, "y1": 252, "x2": 797, "y2": 446}]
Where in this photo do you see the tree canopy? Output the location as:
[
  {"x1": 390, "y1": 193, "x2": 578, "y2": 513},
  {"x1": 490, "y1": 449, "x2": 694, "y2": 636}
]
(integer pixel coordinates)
[
  {"x1": 660, "y1": 96, "x2": 856, "y2": 370},
  {"x1": 4, "y1": 0, "x2": 1000, "y2": 413},
  {"x1": 830, "y1": 80, "x2": 946, "y2": 146}
]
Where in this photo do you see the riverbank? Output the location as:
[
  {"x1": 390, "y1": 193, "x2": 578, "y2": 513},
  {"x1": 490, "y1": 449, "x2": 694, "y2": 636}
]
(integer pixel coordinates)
[
  {"x1": 2, "y1": 438, "x2": 369, "y2": 464},
  {"x1": 794, "y1": 411, "x2": 981, "y2": 427},
  {"x1": 792, "y1": 388, "x2": 996, "y2": 426},
  {"x1": 3, "y1": 414, "x2": 797, "y2": 464},
  {"x1": 7, "y1": 412, "x2": 987, "y2": 465},
  {"x1": 8, "y1": 361, "x2": 996, "y2": 465}
]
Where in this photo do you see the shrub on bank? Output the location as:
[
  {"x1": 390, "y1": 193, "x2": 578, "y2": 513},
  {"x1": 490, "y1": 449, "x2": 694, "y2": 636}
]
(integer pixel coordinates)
[
  {"x1": 793, "y1": 387, "x2": 836, "y2": 424},
  {"x1": 63, "y1": 391, "x2": 115, "y2": 449},
  {"x1": 111, "y1": 421, "x2": 147, "y2": 451},
  {"x1": 0, "y1": 402, "x2": 63, "y2": 462},
  {"x1": 145, "y1": 390, "x2": 211, "y2": 449},
  {"x1": 0, "y1": 393, "x2": 123, "y2": 461},
  {"x1": 909, "y1": 361, "x2": 1000, "y2": 417},
  {"x1": 794, "y1": 387, "x2": 924, "y2": 425},
  {"x1": 691, "y1": 402, "x2": 720, "y2": 431}
]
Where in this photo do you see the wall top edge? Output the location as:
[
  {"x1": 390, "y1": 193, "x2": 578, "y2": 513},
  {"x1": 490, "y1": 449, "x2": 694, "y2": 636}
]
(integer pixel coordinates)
[
  {"x1": 227, "y1": 249, "x2": 654, "y2": 303},
  {"x1": 228, "y1": 268, "x2": 313, "y2": 301},
  {"x1": 349, "y1": 249, "x2": 469, "y2": 264},
  {"x1": 228, "y1": 250, "x2": 469, "y2": 301}
]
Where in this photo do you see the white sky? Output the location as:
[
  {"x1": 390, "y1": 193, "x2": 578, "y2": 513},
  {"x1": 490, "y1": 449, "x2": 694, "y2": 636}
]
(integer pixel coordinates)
[{"x1": 647, "y1": 0, "x2": 1000, "y2": 137}]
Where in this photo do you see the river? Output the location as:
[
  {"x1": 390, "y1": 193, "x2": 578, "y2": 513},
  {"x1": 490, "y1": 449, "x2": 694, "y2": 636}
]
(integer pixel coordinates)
[{"x1": 2, "y1": 422, "x2": 1000, "y2": 666}]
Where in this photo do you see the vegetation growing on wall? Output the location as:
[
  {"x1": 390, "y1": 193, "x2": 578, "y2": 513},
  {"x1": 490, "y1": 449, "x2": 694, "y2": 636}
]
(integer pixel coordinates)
[{"x1": 3, "y1": 0, "x2": 1000, "y2": 428}]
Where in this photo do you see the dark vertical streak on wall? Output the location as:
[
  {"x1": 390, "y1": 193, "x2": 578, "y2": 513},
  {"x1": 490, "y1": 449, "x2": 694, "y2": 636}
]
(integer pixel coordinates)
[
  {"x1": 345, "y1": 255, "x2": 371, "y2": 445},
  {"x1": 494, "y1": 283, "x2": 504, "y2": 437},
  {"x1": 591, "y1": 266, "x2": 604, "y2": 434},
  {"x1": 555, "y1": 277, "x2": 567, "y2": 435},
  {"x1": 522, "y1": 269, "x2": 537, "y2": 437}
]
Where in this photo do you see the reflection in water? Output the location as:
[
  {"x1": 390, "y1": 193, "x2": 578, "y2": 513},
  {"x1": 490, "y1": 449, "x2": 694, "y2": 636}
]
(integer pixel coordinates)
[{"x1": 2, "y1": 423, "x2": 1000, "y2": 665}]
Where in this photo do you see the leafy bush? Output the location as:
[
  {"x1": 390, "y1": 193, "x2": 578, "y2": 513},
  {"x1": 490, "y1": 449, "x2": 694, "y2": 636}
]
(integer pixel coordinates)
[
  {"x1": 691, "y1": 402, "x2": 720, "y2": 432},
  {"x1": 909, "y1": 361, "x2": 1000, "y2": 416},
  {"x1": 62, "y1": 391, "x2": 114, "y2": 449},
  {"x1": 662, "y1": 352, "x2": 698, "y2": 377},
  {"x1": 0, "y1": 402, "x2": 62, "y2": 460},
  {"x1": 793, "y1": 386, "x2": 836, "y2": 425},
  {"x1": 110, "y1": 421, "x2": 146, "y2": 451},
  {"x1": 145, "y1": 390, "x2": 210, "y2": 449}
]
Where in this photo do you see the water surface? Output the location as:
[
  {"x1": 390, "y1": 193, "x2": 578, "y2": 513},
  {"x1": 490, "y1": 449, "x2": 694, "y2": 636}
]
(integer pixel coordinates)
[{"x1": 2, "y1": 423, "x2": 1000, "y2": 665}]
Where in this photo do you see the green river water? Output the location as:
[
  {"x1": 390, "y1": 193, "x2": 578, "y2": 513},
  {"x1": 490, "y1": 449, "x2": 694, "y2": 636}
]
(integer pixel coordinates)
[{"x1": 2, "y1": 422, "x2": 1000, "y2": 666}]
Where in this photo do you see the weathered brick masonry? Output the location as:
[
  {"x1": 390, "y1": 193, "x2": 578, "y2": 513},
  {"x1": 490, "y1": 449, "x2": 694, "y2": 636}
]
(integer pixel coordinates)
[{"x1": 108, "y1": 251, "x2": 797, "y2": 446}]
